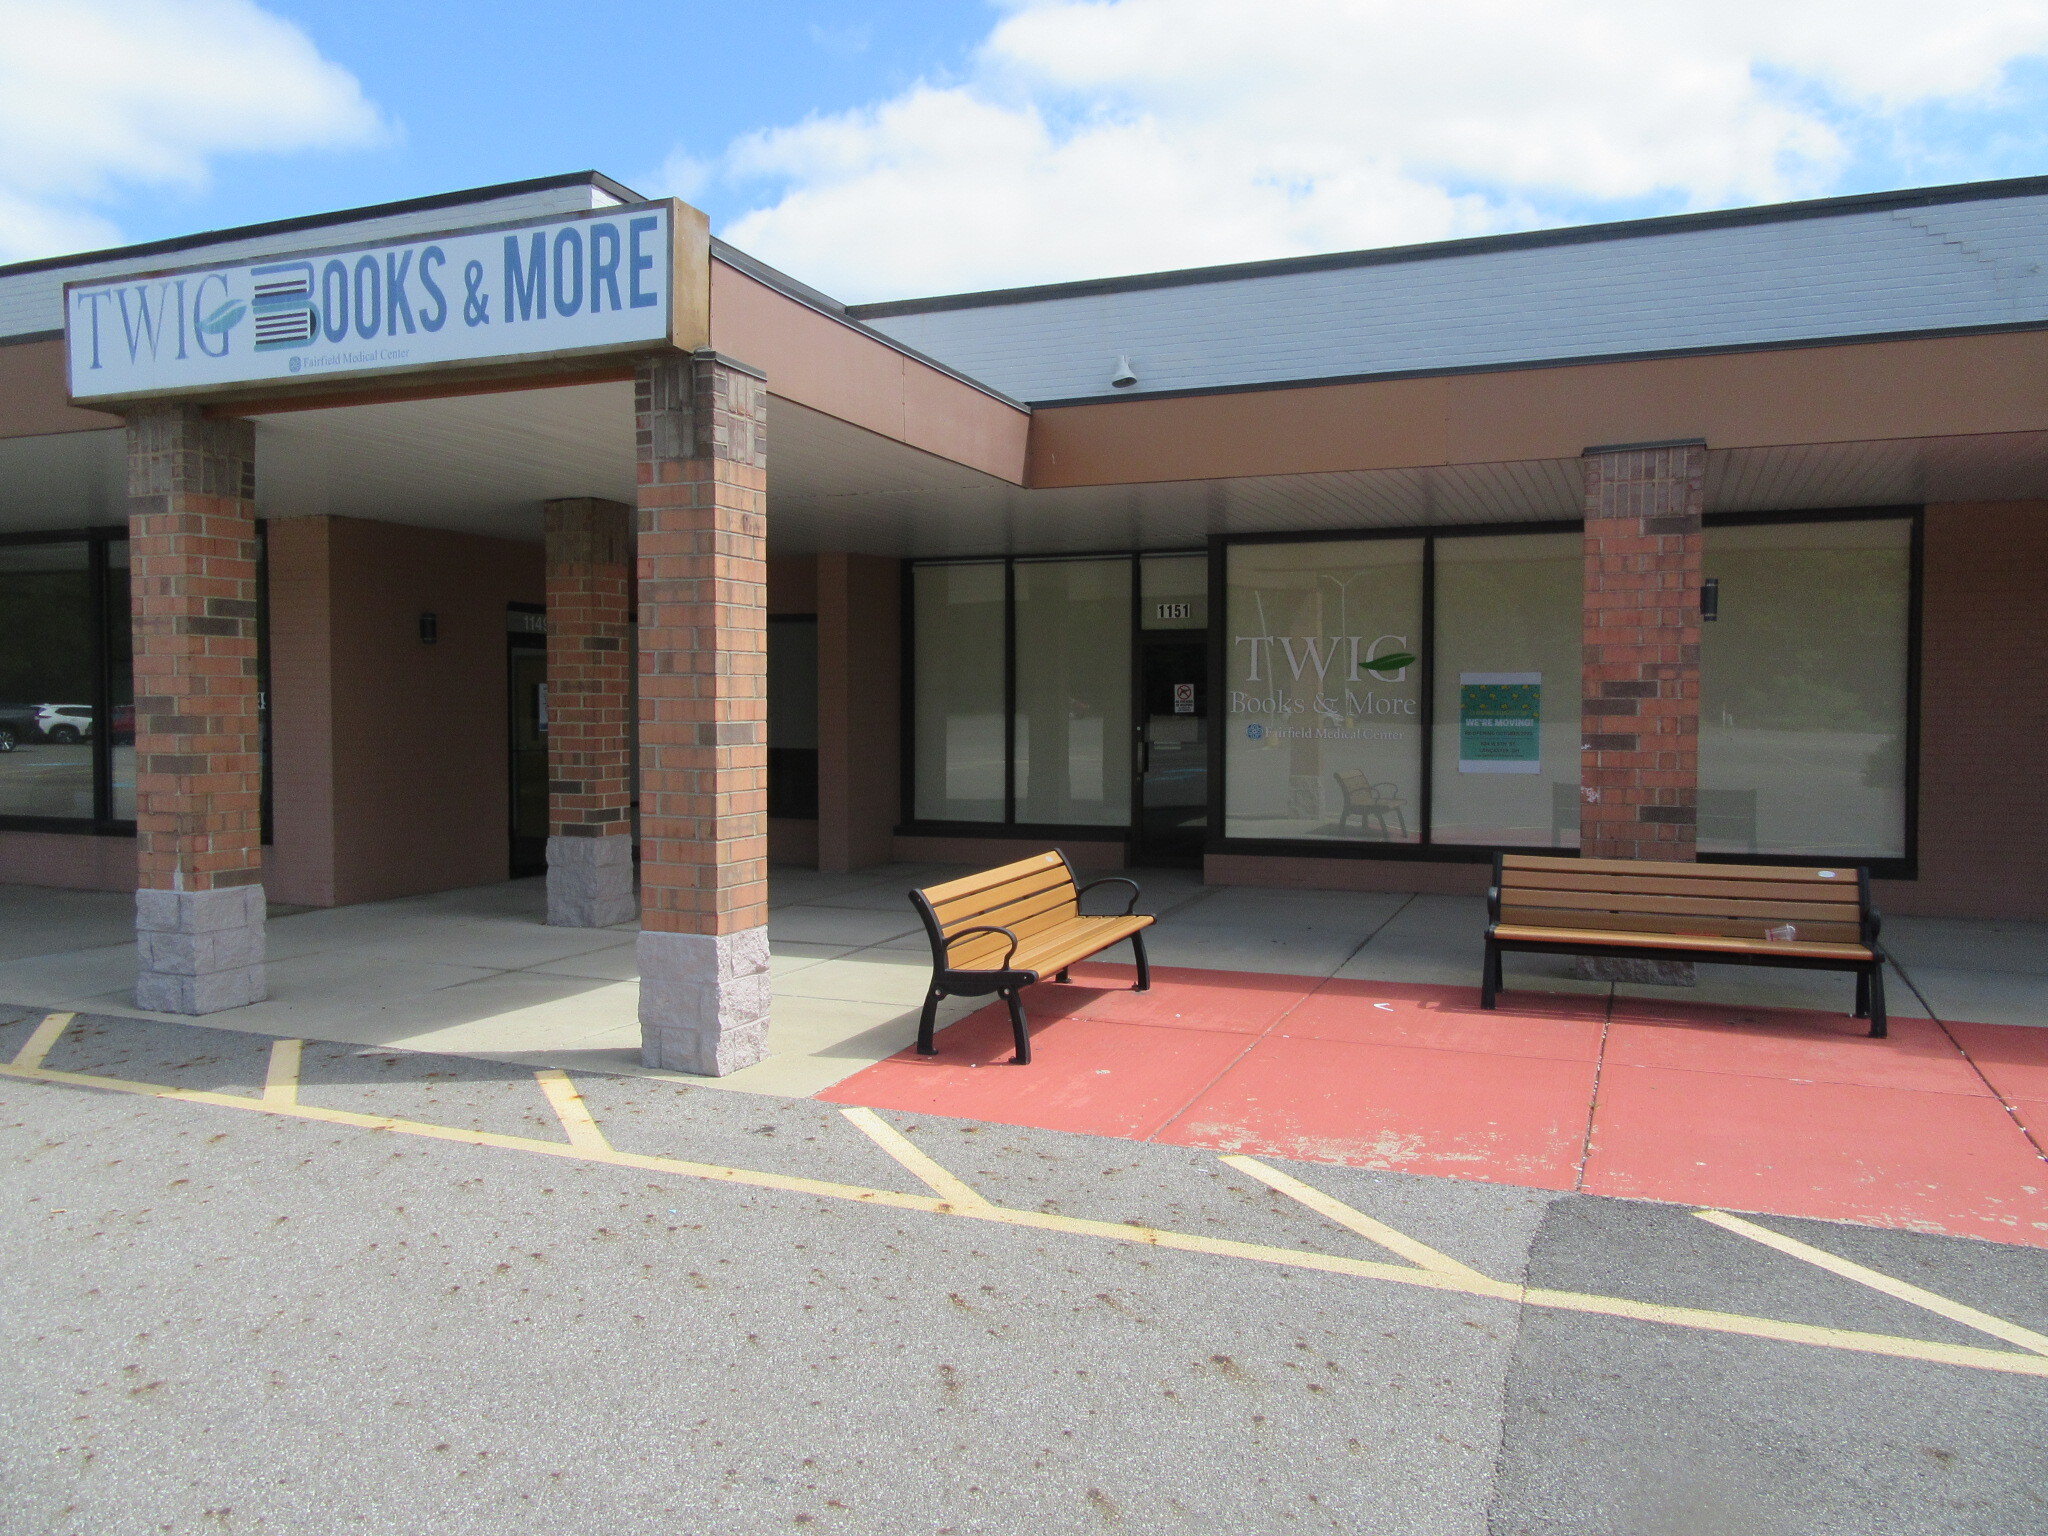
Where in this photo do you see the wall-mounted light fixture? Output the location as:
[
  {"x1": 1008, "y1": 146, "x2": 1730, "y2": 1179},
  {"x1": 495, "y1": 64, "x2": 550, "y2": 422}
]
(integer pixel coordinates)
[
  {"x1": 1700, "y1": 577, "x2": 1719, "y2": 623},
  {"x1": 1110, "y1": 354, "x2": 1138, "y2": 388},
  {"x1": 419, "y1": 612, "x2": 439, "y2": 644}
]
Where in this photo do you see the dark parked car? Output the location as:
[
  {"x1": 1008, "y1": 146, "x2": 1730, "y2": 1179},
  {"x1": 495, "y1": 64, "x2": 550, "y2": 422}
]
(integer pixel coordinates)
[{"x1": 0, "y1": 703, "x2": 37, "y2": 752}]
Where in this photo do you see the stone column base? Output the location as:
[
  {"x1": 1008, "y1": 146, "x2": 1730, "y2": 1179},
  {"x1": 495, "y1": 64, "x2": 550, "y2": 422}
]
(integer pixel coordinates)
[
  {"x1": 1573, "y1": 956, "x2": 1696, "y2": 987},
  {"x1": 547, "y1": 835, "x2": 638, "y2": 927},
  {"x1": 135, "y1": 885, "x2": 267, "y2": 1014},
  {"x1": 638, "y1": 928, "x2": 772, "y2": 1075}
]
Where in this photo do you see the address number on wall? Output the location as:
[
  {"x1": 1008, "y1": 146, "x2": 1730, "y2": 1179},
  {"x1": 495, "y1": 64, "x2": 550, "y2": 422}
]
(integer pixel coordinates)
[{"x1": 1155, "y1": 602, "x2": 1192, "y2": 620}]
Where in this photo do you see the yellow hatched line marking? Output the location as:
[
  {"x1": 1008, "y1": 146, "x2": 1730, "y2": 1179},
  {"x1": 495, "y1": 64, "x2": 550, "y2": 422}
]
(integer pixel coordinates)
[
  {"x1": 535, "y1": 1070, "x2": 612, "y2": 1153},
  {"x1": 1222, "y1": 1153, "x2": 1488, "y2": 1279},
  {"x1": 3, "y1": 1018, "x2": 2044, "y2": 1381},
  {"x1": 263, "y1": 1040, "x2": 303, "y2": 1107},
  {"x1": 10, "y1": 1012, "x2": 74, "y2": 1072},
  {"x1": 1695, "y1": 1208, "x2": 2048, "y2": 1357},
  {"x1": 840, "y1": 1106, "x2": 992, "y2": 1211}
]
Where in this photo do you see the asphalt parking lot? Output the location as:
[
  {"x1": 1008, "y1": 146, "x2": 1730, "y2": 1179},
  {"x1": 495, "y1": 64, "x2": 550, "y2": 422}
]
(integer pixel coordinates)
[{"x1": 3, "y1": 1005, "x2": 2044, "y2": 1535}]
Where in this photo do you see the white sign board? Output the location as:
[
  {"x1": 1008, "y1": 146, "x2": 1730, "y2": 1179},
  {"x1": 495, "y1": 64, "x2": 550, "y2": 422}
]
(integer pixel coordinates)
[{"x1": 66, "y1": 203, "x2": 675, "y2": 404}]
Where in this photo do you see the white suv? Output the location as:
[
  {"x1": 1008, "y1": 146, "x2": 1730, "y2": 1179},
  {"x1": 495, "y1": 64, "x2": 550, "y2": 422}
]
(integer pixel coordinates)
[{"x1": 35, "y1": 704, "x2": 93, "y2": 744}]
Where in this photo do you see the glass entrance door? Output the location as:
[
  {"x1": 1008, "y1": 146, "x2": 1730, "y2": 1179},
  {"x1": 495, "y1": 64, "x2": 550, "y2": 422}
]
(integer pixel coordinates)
[
  {"x1": 507, "y1": 630, "x2": 547, "y2": 877},
  {"x1": 1135, "y1": 636, "x2": 1208, "y2": 863}
]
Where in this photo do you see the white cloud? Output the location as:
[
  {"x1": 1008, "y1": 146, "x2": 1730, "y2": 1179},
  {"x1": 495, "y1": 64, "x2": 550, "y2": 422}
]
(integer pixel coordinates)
[
  {"x1": 0, "y1": 0, "x2": 383, "y2": 262},
  {"x1": 707, "y1": 0, "x2": 2048, "y2": 301}
]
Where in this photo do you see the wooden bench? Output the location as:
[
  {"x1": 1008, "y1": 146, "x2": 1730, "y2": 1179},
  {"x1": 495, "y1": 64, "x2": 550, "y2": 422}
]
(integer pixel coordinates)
[
  {"x1": 910, "y1": 852, "x2": 1155, "y2": 1065},
  {"x1": 1482, "y1": 853, "x2": 1889, "y2": 1036}
]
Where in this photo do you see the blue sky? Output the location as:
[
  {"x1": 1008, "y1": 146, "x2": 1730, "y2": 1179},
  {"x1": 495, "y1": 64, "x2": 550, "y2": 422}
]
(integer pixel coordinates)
[
  {"x1": 190, "y1": 2, "x2": 994, "y2": 238},
  {"x1": 7, "y1": 1, "x2": 2048, "y2": 302}
]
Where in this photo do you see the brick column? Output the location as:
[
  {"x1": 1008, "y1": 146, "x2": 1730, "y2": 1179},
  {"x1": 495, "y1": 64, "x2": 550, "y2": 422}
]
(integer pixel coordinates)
[
  {"x1": 634, "y1": 352, "x2": 772, "y2": 1075},
  {"x1": 543, "y1": 497, "x2": 638, "y2": 926},
  {"x1": 1580, "y1": 442, "x2": 1704, "y2": 860},
  {"x1": 127, "y1": 407, "x2": 266, "y2": 1013}
]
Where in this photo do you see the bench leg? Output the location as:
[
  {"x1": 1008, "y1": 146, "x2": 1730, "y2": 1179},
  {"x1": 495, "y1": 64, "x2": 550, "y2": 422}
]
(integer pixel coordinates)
[
  {"x1": 1130, "y1": 930, "x2": 1151, "y2": 993},
  {"x1": 1056, "y1": 968, "x2": 1071, "y2": 983},
  {"x1": 1480, "y1": 941, "x2": 1500, "y2": 1010},
  {"x1": 1866, "y1": 964, "x2": 1888, "y2": 1040},
  {"x1": 1004, "y1": 989, "x2": 1032, "y2": 1065},
  {"x1": 1854, "y1": 968, "x2": 1870, "y2": 1019},
  {"x1": 917, "y1": 987, "x2": 943, "y2": 1055}
]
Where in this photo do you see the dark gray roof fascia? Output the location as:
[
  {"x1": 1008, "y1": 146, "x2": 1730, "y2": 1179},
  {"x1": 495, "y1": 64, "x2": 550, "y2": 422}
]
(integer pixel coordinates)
[
  {"x1": 0, "y1": 171, "x2": 647, "y2": 280},
  {"x1": 849, "y1": 173, "x2": 2048, "y2": 319}
]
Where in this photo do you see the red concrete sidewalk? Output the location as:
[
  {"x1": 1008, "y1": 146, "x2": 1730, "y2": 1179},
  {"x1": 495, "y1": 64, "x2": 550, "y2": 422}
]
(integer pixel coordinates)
[{"x1": 817, "y1": 963, "x2": 2048, "y2": 1249}]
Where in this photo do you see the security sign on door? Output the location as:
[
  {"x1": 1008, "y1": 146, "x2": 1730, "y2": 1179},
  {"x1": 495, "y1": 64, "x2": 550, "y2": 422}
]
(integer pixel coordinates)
[{"x1": 1173, "y1": 683, "x2": 1196, "y2": 715}]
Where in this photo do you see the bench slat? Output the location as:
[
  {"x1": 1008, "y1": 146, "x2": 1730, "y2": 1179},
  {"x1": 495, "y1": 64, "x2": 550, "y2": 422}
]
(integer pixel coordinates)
[
  {"x1": 1504, "y1": 853, "x2": 1855, "y2": 884},
  {"x1": 1494, "y1": 922, "x2": 1872, "y2": 960},
  {"x1": 1503, "y1": 870, "x2": 1862, "y2": 906},
  {"x1": 1008, "y1": 916, "x2": 1152, "y2": 978},
  {"x1": 1501, "y1": 887, "x2": 1861, "y2": 924},
  {"x1": 918, "y1": 851, "x2": 1066, "y2": 907},
  {"x1": 927, "y1": 864, "x2": 1076, "y2": 928},
  {"x1": 943, "y1": 891, "x2": 1088, "y2": 966},
  {"x1": 1499, "y1": 905, "x2": 1864, "y2": 944}
]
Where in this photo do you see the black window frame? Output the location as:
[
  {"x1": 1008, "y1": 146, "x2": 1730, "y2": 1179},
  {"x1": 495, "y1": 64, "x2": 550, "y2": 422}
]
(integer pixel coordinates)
[
  {"x1": 0, "y1": 522, "x2": 276, "y2": 845},
  {"x1": 898, "y1": 509, "x2": 1921, "y2": 878},
  {"x1": 0, "y1": 525, "x2": 134, "y2": 837}
]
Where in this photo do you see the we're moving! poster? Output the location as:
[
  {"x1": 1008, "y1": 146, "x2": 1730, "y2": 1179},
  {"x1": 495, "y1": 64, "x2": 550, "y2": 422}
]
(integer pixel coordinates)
[{"x1": 1459, "y1": 673, "x2": 1541, "y2": 773}]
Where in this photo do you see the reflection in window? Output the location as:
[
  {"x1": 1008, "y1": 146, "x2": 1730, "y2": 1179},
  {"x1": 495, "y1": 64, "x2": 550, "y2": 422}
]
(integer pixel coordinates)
[
  {"x1": 1223, "y1": 539, "x2": 1424, "y2": 843},
  {"x1": 106, "y1": 540, "x2": 135, "y2": 821},
  {"x1": 912, "y1": 563, "x2": 1006, "y2": 822},
  {"x1": 1013, "y1": 558, "x2": 1131, "y2": 826},
  {"x1": 1700, "y1": 519, "x2": 1912, "y2": 860},
  {"x1": 1429, "y1": 533, "x2": 1582, "y2": 847},
  {"x1": 0, "y1": 541, "x2": 97, "y2": 821}
]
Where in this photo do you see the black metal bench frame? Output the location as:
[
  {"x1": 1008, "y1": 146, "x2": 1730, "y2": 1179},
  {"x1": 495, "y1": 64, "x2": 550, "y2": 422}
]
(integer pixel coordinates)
[{"x1": 910, "y1": 853, "x2": 1152, "y2": 1065}]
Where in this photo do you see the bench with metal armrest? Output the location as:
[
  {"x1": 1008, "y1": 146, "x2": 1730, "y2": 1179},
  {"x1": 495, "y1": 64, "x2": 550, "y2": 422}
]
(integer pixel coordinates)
[
  {"x1": 910, "y1": 851, "x2": 1155, "y2": 1065},
  {"x1": 1482, "y1": 853, "x2": 1889, "y2": 1037}
]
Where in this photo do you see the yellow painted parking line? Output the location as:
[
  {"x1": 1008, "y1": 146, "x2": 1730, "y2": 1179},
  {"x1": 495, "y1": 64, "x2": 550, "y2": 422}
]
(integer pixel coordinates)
[
  {"x1": 841, "y1": 1105, "x2": 991, "y2": 1211},
  {"x1": 1522, "y1": 1286, "x2": 2048, "y2": 1375},
  {"x1": 10, "y1": 1011, "x2": 73, "y2": 1072},
  {"x1": 535, "y1": 1069, "x2": 612, "y2": 1153},
  {"x1": 1222, "y1": 1153, "x2": 1489, "y2": 1279},
  {"x1": 263, "y1": 1039, "x2": 303, "y2": 1107},
  {"x1": 1696, "y1": 1208, "x2": 2048, "y2": 1357},
  {"x1": 5, "y1": 1014, "x2": 2047, "y2": 1381}
]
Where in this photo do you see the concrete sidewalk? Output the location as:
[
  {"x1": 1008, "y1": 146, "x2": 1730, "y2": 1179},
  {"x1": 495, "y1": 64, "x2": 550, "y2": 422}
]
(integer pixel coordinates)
[{"x1": 0, "y1": 866, "x2": 2041, "y2": 1100}]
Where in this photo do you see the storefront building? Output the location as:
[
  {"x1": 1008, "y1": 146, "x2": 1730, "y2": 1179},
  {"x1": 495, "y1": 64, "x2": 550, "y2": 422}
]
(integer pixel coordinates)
[{"x1": 1, "y1": 170, "x2": 2044, "y2": 1067}]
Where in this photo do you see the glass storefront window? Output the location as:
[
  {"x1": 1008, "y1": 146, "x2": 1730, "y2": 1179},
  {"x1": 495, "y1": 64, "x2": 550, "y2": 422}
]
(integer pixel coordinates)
[
  {"x1": 0, "y1": 541, "x2": 98, "y2": 821},
  {"x1": 907, "y1": 517, "x2": 1916, "y2": 864},
  {"x1": 106, "y1": 539, "x2": 135, "y2": 821},
  {"x1": 912, "y1": 562, "x2": 1007, "y2": 822},
  {"x1": 1429, "y1": 532, "x2": 1583, "y2": 847},
  {"x1": 766, "y1": 615, "x2": 819, "y2": 819},
  {"x1": 1223, "y1": 538, "x2": 1424, "y2": 843},
  {"x1": 1699, "y1": 519, "x2": 1912, "y2": 860},
  {"x1": 1013, "y1": 558, "x2": 1132, "y2": 826}
]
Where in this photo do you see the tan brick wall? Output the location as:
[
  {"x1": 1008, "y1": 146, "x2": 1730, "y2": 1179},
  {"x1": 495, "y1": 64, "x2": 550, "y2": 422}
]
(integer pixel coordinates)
[
  {"x1": 262, "y1": 515, "x2": 543, "y2": 907},
  {"x1": 636, "y1": 353, "x2": 770, "y2": 936},
  {"x1": 544, "y1": 499, "x2": 635, "y2": 842},
  {"x1": 1580, "y1": 444, "x2": 1703, "y2": 860},
  {"x1": 126, "y1": 407, "x2": 263, "y2": 893},
  {"x1": 818, "y1": 551, "x2": 901, "y2": 872}
]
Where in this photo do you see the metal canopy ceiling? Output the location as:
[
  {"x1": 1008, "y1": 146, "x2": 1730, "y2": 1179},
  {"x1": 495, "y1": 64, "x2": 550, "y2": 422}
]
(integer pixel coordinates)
[{"x1": 4, "y1": 378, "x2": 2047, "y2": 552}]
